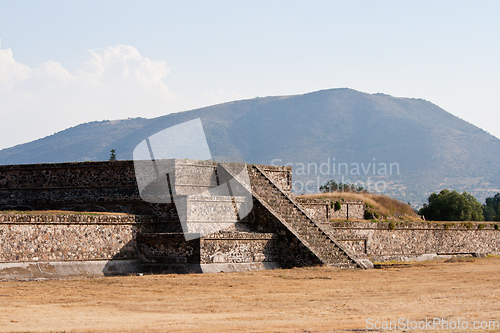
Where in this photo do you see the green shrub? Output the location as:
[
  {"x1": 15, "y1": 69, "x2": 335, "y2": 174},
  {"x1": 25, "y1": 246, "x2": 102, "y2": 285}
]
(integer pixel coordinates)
[
  {"x1": 495, "y1": 224, "x2": 499, "y2": 230},
  {"x1": 364, "y1": 210, "x2": 380, "y2": 220},
  {"x1": 445, "y1": 223, "x2": 455, "y2": 230},
  {"x1": 334, "y1": 201, "x2": 342, "y2": 212},
  {"x1": 388, "y1": 222, "x2": 396, "y2": 230},
  {"x1": 478, "y1": 224, "x2": 486, "y2": 229},
  {"x1": 419, "y1": 189, "x2": 484, "y2": 221},
  {"x1": 462, "y1": 222, "x2": 473, "y2": 230}
]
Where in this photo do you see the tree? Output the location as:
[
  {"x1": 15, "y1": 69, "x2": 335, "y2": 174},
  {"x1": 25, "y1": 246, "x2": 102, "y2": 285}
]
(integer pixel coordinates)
[
  {"x1": 319, "y1": 179, "x2": 364, "y2": 193},
  {"x1": 109, "y1": 149, "x2": 117, "y2": 161},
  {"x1": 483, "y1": 193, "x2": 500, "y2": 221},
  {"x1": 418, "y1": 189, "x2": 484, "y2": 221}
]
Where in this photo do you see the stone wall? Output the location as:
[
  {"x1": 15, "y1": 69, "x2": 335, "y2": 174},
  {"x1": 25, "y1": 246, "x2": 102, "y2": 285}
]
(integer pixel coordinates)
[
  {"x1": 3, "y1": 160, "x2": 500, "y2": 273},
  {"x1": 137, "y1": 233, "x2": 200, "y2": 264},
  {"x1": 330, "y1": 200, "x2": 365, "y2": 219},
  {"x1": 0, "y1": 213, "x2": 280, "y2": 266},
  {"x1": 200, "y1": 231, "x2": 276, "y2": 264},
  {"x1": 0, "y1": 213, "x2": 151, "y2": 262},
  {"x1": 257, "y1": 165, "x2": 292, "y2": 193},
  {"x1": 0, "y1": 160, "x2": 296, "y2": 273},
  {"x1": 296, "y1": 198, "x2": 365, "y2": 221},
  {"x1": 250, "y1": 199, "x2": 323, "y2": 268},
  {"x1": 319, "y1": 221, "x2": 500, "y2": 262},
  {"x1": 4, "y1": 213, "x2": 500, "y2": 267},
  {"x1": 0, "y1": 160, "x2": 292, "y2": 218},
  {"x1": 0, "y1": 161, "x2": 174, "y2": 217}
]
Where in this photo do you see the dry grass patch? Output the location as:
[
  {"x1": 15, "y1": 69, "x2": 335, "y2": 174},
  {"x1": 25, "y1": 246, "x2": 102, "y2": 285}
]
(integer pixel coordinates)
[
  {"x1": 1, "y1": 257, "x2": 500, "y2": 332},
  {"x1": 300, "y1": 191, "x2": 421, "y2": 221}
]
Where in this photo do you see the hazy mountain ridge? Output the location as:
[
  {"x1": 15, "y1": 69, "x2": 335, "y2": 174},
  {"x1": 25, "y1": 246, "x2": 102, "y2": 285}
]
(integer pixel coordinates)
[{"x1": 1, "y1": 88, "x2": 499, "y2": 205}]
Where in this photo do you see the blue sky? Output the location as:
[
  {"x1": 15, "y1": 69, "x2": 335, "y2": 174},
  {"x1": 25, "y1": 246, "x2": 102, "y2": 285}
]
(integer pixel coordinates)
[{"x1": 0, "y1": 1, "x2": 499, "y2": 150}]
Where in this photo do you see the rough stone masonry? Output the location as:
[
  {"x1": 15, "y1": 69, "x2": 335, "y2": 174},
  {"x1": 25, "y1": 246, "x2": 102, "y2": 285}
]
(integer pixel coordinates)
[{"x1": 0, "y1": 160, "x2": 499, "y2": 279}]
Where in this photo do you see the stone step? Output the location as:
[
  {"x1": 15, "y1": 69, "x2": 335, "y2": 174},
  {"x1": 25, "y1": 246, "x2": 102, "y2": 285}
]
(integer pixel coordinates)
[
  {"x1": 251, "y1": 167, "x2": 359, "y2": 269},
  {"x1": 292, "y1": 225, "x2": 324, "y2": 235},
  {"x1": 321, "y1": 253, "x2": 351, "y2": 261},
  {"x1": 308, "y1": 239, "x2": 336, "y2": 247},
  {"x1": 295, "y1": 230, "x2": 322, "y2": 236},
  {"x1": 322, "y1": 251, "x2": 349, "y2": 260},
  {"x1": 315, "y1": 251, "x2": 345, "y2": 260},
  {"x1": 296, "y1": 233, "x2": 328, "y2": 241},
  {"x1": 322, "y1": 257, "x2": 352, "y2": 265}
]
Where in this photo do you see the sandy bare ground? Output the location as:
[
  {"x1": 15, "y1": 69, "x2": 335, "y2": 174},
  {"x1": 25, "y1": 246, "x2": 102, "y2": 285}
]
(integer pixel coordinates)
[{"x1": 1, "y1": 257, "x2": 500, "y2": 333}]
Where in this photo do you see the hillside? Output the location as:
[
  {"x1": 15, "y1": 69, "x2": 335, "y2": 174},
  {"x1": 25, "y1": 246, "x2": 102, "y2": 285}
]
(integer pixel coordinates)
[{"x1": 1, "y1": 88, "x2": 499, "y2": 205}]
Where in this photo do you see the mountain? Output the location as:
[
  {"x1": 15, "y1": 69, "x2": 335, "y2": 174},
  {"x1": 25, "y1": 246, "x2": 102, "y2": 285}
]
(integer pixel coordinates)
[{"x1": 1, "y1": 88, "x2": 499, "y2": 205}]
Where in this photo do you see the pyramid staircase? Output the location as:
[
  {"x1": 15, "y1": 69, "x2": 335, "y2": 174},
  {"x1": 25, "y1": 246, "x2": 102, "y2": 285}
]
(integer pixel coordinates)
[{"x1": 248, "y1": 165, "x2": 368, "y2": 269}]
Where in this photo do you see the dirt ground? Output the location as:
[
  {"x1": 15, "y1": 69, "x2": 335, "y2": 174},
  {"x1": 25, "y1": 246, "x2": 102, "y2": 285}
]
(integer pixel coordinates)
[{"x1": 1, "y1": 257, "x2": 500, "y2": 333}]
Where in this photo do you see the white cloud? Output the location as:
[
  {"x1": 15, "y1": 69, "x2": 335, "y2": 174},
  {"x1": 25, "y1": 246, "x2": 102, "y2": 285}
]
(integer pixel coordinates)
[
  {"x1": 0, "y1": 45, "x2": 249, "y2": 150},
  {"x1": 0, "y1": 48, "x2": 31, "y2": 83},
  {"x1": 0, "y1": 45, "x2": 177, "y2": 150},
  {"x1": 81, "y1": 45, "x2": 170, "y2": 88}
]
